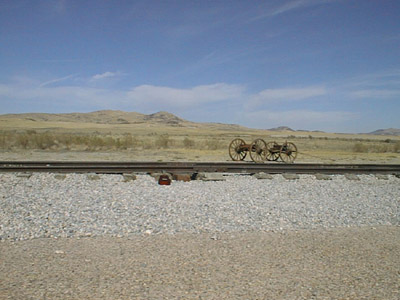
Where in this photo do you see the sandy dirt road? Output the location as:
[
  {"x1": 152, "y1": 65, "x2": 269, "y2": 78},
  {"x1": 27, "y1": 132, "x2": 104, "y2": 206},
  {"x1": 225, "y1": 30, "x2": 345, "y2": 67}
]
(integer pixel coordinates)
[{"x1": 1, "y1": 226, "x2": 399, "y2": 299}]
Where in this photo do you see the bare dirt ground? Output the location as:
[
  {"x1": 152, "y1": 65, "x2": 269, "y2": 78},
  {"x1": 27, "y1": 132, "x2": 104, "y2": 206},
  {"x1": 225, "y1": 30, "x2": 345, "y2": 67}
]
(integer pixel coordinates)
[
  {"x1": 1, "y1": 226, "x2": 399, "y2": 299},
  {"x1": 1, "y1": 148, "x2": 399, "y2": 299}
]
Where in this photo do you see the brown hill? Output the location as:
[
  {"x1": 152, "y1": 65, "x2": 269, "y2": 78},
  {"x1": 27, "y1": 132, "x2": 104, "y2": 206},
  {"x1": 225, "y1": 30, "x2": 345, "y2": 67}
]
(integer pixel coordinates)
[
  {"x1": 268, "y1": 126, "x2": 294, "y2": 132},
  {"x1": 1, "y1": 110, "x2": 190, "y2": 126},
  {"x1": 143, "y1": 111, "x2": 188, "y2": 126},
  {"x1": 368, "y1": 128, "x2": 400, "y2": 136},
  {"x1": 0, "y1": 110, "x2": 248, "y2": 131}
]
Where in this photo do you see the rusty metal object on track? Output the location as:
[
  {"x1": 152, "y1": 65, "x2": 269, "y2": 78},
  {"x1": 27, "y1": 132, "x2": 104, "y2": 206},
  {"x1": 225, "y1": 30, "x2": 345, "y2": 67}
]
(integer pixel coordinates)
[{"x1": 158, "y1": 174, "x2": 171, "y2": 185}]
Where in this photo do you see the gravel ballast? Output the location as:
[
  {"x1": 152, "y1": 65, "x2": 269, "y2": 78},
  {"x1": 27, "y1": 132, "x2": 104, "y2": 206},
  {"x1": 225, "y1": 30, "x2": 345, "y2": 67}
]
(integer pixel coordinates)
[
  {"x1": 1, "y1": 173, "x2": 399, "y2": 240},
  {"x1": 1, "y1": 173, "x2": 399, "y2": 299}
]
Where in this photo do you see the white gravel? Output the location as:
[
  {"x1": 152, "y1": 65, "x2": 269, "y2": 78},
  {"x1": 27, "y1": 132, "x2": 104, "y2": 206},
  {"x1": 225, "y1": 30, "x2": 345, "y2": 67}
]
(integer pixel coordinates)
[{"x1": 1, "y1": 173, "x2": 399, "y2": 241}]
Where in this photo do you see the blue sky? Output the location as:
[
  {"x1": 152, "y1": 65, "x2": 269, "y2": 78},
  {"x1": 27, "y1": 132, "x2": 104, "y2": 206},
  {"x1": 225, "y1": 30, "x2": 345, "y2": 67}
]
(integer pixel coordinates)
[{"x1": 1, "y1": 0, "x2": 399, "y2": 133}]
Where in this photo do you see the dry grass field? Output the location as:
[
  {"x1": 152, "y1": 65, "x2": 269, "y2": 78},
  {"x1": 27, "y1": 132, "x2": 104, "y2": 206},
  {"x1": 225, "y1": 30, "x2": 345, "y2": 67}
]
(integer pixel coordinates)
[{"x1": 1, "y1": 111, "x2": 399, "y2": 164}]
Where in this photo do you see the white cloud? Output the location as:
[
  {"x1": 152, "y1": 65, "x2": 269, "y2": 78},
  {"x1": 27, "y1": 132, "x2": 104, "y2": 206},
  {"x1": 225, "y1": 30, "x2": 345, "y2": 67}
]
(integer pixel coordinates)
[
  {"x1": 0, "y1": 78, "x2": 380, "y2": 132},
  {"x1": 0, "y1": 82, "x2": 127, "y2": 110},
  {"x1": 127, "y1": 83, "x2": 245, "y2": 107},
  {"x1": 256, "y1": 87, "x2": 326, "y2": 100},
  {"x1": 248, "y1": 87, "x2": 326, "y2": 109},
  {"x1": 90, "y1": 71, "x2": 120, "y2": 81},
  {"x1": 243, "y1": 109, "x2": 358, "y2": 131},
  {"x1": 0, "y1": 81, "x2": 245, "y2": 113}
]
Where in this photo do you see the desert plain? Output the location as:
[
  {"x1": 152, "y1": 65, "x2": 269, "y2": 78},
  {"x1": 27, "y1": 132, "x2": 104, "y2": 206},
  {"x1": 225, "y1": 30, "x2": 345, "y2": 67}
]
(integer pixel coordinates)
[
  {"x1": 1, "y1": 111, "x2": 400, "y2": 299},
  {"x1": 1, "y1": 110, "x2": 399, "y2": 163}
]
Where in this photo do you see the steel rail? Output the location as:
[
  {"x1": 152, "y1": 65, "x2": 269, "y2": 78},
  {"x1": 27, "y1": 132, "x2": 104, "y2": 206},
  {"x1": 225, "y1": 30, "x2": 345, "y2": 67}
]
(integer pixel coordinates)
[{"x1": 1, "y1": 161, "x2": 400, "y2": 175}]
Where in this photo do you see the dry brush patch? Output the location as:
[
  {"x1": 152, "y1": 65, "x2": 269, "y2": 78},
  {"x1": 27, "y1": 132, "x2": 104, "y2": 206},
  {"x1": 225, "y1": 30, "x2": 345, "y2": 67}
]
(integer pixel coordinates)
[
  {"x1": 0, "y1": 126, "x2": 399, "y2": 163},
  {"x1": 0, "y1": 131, "x2": 229, "y2": 152}
]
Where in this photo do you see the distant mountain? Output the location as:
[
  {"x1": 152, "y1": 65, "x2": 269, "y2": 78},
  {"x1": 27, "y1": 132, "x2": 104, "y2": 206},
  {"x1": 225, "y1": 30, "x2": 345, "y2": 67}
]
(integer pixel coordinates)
[
  {"x1": 0, "y1": 110, "x2": 248, "y2": 131},
  {"x1": 368, "y1": 128, "x2": 400, "y2": 136},
  {"x1": 1, "y1": 110, "x2": 192, "y2": 126},
  {"x1": 268, "y1": 126, "x2": 295, "y2": 132},
  {"x1": 143, "y1": 111, "x2": 187, "y2": 126},
  {"x1": 3, "y1": 110, "x2": 397, "y2": 135}
]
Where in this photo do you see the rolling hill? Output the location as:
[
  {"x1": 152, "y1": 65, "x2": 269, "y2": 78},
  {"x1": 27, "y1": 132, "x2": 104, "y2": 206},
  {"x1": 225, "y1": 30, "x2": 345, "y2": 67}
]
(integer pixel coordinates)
[
  {"x1": 1, "y1": 110, "x2": 399, "y2": 136},
  {"x1": 0, "y1": 110, "x2": 247, "y2": 131},
  {"x1": 368, "y1": 128, "x2": 400, "y2": 136}
]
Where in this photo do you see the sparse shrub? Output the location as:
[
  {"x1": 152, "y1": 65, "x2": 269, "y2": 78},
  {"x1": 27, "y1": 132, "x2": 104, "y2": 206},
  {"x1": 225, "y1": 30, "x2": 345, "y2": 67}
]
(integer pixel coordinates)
[
  {"x1": 61, "y1": 134, "x2": 73, "y2": 150},
  {"x1": 87, "y1": 136, "x2": 105, "y2": 150},
  {"x1": 142, "y1": 140, "x2": 153, "y2": 149},
  {"x1": 16, "y1": 134, "x2": 30, "y2": 149},
  {"x1": 104, "y1": 136, "x2": 117, "y2": 148},
  {"x1": 0, "y1": 131, "x2": 142, "y2": 151},
  {"x1": 394, "y1": 141, "x2": 400, "y2": 153},
  {"x1": 353, "y1": 143, "x2": 368, "y2": 153},
  {"x1": 205, "y1": 139, "x2": 222, "y2": 150},
  {"x1": 375, "y1": 144, "x2": 391, "y2": 153},
  {"x1": 0, "y1": 132, "x2": 7, "y2": 148},
  {"x1": 183, "y1": 137, "x2": 195, "y2": 148},
  {"x1": 155, "y1": 134, "x2": 171, "y2": 149},
  {"x1": 33, "y1": 133, "x2": 56, "y2": 149},
  {"x1": 121, "y1": 134, "x2": 137, "y2": 149},
  {"x1": 26, "y1": 129, "x2": 37, "y2": 135},
  {"x1": 351, "y1": 142, "x2": 396, "y2": 153}
]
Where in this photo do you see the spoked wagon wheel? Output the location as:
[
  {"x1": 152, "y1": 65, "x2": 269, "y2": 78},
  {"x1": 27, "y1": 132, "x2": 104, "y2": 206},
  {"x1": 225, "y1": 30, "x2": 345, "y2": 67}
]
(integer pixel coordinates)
[
  {"x1": 265, "y1": 142, "x2": 280, "y2": 161},
  {"x1": 250, "y1": 139, "x2": 267, "y2": 163},
  {"x1": 279, "y1": 142, "x2": 298, "y2": 163},
  {"x1": 229, "y1": 138, "x2": 247, "y2": 161}
]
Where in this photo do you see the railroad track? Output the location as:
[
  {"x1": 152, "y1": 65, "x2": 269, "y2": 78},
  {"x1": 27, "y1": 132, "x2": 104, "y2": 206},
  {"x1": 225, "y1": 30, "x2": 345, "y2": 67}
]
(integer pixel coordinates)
[{"x1": 1, "y1": 161, "x2": 400, "y2": 175}]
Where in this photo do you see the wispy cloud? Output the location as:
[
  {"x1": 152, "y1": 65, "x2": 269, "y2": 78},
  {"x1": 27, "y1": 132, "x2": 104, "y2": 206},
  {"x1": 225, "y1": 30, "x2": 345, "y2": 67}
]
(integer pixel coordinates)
[
  {"x1": 351, "y1": 89, "x2": 400, "y2": 99},
  {"x1": 247, "y1": 87, "x2": 327, "y2": 110},
  {"x1": 90, "y1": 71, "x2": 121, "y2": 82},
  {"x1": 243, "y1": 109, "x2": 358, "y2": 131},
  {"x1": 179, "y1": 50, "x2": 250, "y2": 75},
  {"x1": 49, "y1": 0, "x2": 67, "y2": 14},
  {"x1": 270, "y1": 0, "x2": 314, "y2": 16},
  {"x1": 38, "y1": 74, "x2": 77, "y2": 88},
  {"x1": 171, "y1": 46, "x2": 273, "y2": 80},
  {"x1": 1, "y1": 84, "x2": 120, "y2": 105},
  {"x1": 251, "y1": 0, "x2": 338, "y2": 21},
  {"x1": 0, "y1": 80, "x2": 245, "y2": 114},
  {"x1": 127, "y1": 83, "x2": 245, "y2": 108},
  {"x1": 254, "y1": 87, "x2": 326, "y2": 101},
  {"x1": 0, "y1": 74, "x2": 390, "y2": 132},
  {"x1": 40, "y1": 59, "x2": 81, "y2": 63},
  {"x1": 337, "y1": 69, "x2": 400, "y2": 99},
  {"x1": 0, "y1": 84, "x2": 12, "y2": 96}
]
